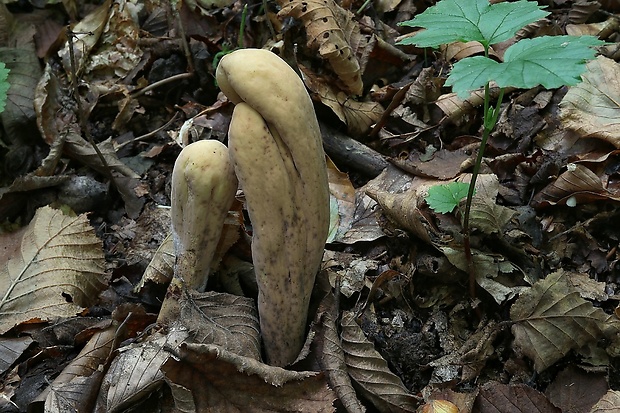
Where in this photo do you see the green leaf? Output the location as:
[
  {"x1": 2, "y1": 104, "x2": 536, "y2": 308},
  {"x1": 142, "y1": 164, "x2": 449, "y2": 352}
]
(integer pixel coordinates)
[
  {"x1": 397, "y1": 0, "x2": 548, "y2": 48},
  {"x1": 446, "y1": 35, "x2": 605, "y2": 98},
  {"x1": 426, "y1": 182, "x2": 471, "y2": 214},
  {"x1": 0, "y1": 61, "x2": 9, "y2": 114}
]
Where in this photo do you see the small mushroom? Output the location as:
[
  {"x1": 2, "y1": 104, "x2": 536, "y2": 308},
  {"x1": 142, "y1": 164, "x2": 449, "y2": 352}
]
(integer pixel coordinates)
[
  {"x1": 216, "y1": 49, "x2": 330, "y2": 366},
  {"x1": 170, "y1": 140, "x2": 238, "y2": 292}
]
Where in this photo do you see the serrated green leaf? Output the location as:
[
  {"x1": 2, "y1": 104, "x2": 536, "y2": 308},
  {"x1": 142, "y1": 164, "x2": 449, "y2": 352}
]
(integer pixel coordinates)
[
  {"x1": 0, "y1": 61, "x2": 9, "y2": 114},
  {"x1": 446, "y1": 35, "x2": 605, "y2": 98},
  {"x1": 398, "y1": 0, "x2": 548, "y2": 48},
  {"x1": 426, "y1": 182, "x2": 471, "y2": 214}
]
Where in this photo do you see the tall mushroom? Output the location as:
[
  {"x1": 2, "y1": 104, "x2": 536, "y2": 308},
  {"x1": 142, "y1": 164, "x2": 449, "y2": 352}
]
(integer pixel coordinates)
[{"x1": 216, "y1": 49, "x2": 330, "y2": 366}]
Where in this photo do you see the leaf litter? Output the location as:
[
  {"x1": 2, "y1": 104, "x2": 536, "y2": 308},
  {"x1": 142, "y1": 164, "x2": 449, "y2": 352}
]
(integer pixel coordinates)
[{"x1": 0, "y1": 0, "x2": 620, "y2": 412}]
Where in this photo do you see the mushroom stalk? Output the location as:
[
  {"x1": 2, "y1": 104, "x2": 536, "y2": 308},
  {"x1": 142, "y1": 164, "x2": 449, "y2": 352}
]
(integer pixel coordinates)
[{"x1": 216, "y1": 49, "x2": 330, "y2": 366}]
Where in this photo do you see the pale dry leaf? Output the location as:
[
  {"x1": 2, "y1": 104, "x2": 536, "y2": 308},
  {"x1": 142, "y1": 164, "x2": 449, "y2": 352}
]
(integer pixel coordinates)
[
  {"x1": 135, "y1": 232, "x2": 174, "y2": 291},
  {"x1": 589, "y1": 390, "x2": 620, "y2": 412},
  {"x1": 474, "y1": 382, "x2": 560, "y2": 413},
  {"x1": 95, "y1": 327, "x2": 189, "y2": 413},
  {"x1": 162, "y1": 343, "x2": 336, "y2": 412},
  {"x1": 167, "y1": 381, "x2": 196, "y2": 413},
  {"x1": 278, "y1": 0, "x2": 363, "y2": 95},
  {"x1": 510, "y1": 270, "x2": 613, "y2": 372},
  {"x1": 58, "y1": 0, "x2": 110, "y2": 76},
  {"x1": 559, "y1": 56, "x2": 620, "y2": 147},
  {"x1": 179, "y1": 290, "x2": 261, "y2": 360},
  {"x1": 340, "y1": 311, "x2": 419, "y2": 413},
  {"x1": 0, "y1": 206, "x2": 107, "y2": 334}
]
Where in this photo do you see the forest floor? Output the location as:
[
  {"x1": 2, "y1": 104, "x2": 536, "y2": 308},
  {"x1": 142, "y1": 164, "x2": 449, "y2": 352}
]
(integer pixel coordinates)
[{"x1": 1, "y1": 0, "x2": 620, "y2": 412}]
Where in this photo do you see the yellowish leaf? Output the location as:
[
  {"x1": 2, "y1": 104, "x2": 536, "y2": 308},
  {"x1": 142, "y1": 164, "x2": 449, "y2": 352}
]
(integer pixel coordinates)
[{"x1": 0, "y1": 206, "x2": 107, "y2": 334}]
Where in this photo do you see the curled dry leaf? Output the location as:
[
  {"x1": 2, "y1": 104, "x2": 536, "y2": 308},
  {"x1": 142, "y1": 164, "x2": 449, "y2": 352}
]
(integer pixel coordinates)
[
  {"x1": 278, "y1": 0, "x2": 364, "y2": 95},
  {"x1": 340, "y1": 311, "x2": 419, "y2": 413},
  {"x1": 41, "y1": 320, "x2": 121, "y2": 412},
  {"x1": 162, "y1": 343, "x2": 336, "y2": 412},
  {"x1": 0, "y1": 206, "x2": 107, "y2": 335},
  {"x1": 559, "y1": 56, "x2": 620, "y2": 147},
  {"x1": 510, "y1": 270, "x2": 616, "y2": 373},
  {"x1": 299, "y1": 64, "x2": 383, "y2": 136},
  {"x1": 95, "y1": 327, "x2": 189, "y2": 413},
  {"x1": 531, "y1": 163, "x2": 619, "y2": 208}
]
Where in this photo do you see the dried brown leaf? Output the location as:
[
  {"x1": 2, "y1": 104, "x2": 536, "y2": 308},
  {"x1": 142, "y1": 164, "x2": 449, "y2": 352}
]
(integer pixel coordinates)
[
  {"x1": 278, "y1": 0, "x2": 363, "y2": 95},
  {"x1": 340, "y1": 311, "x2": 419, "y2": 413},
  {"x1": 179, "y1": 290, "x2": 261, "y2": 360},
  {"x1": 531, "y1": 164, "x2": 616, "y2": 208},
  {"x1": 510, "y1": 270, "x2": 613, "y2": 372},
  {"x1": 0, "y1": 206, "x2": 107, "y2": 334},
  {"x1": 135, "y1": 232, "x2": 175, "y2": 290},
  {"x1": 162, "y1": 343, "x2": 336, "y2": 412},
  {"x1": 314, "y1": 294, "x2": 366, "y2": 413},
  {"x1": 43, "y1": 323, "x2": 117, "y2": 413},
  {"x1": 473, "y1": 382, "x2": 560, "y2": 413},
  {"x1": 545, "y1": 366, "x2": 608, "y2": 413},
  {"x1": 559, "y1": 56, "x2": 620, "y2": 147},
  {"x1": 0, "y1": 337, "x2": 33, "y2": 375}
]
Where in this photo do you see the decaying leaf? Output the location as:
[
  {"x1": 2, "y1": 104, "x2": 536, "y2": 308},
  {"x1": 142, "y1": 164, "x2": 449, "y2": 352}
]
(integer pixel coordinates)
[
  {"x1": 179, "y1": 290, "x2": 261, "y2": 360},
  {"x1": 545, "y1": 365, "x2": 607, "y2": 413},
  {"x1": 510, "y1": 270, "x2": 615, "y2": 372},
  {"x1": 531, "y1": 163, "x2": 619, "y2": 208},
  {"x1": 314, "y1": 294, "x2": 366, "y2": 413},
  {"x1": 0, "y1": 206, "x2": 107, "y2": 334},
  {"x1": 590, "y1": 390, "x2": 620, "y2": 412},
  {"x1": 340, "y1": 311, "x2": 419, "y2": 412},
  {"x1": 300, "y1": 65, "x2": 383, "y2": 135},
  {"x1": 278, "y1": 0, "x2": 364, "y2": 95},
  {"x1": 474, "y1": 382, "x2": 560, "y2": 413},
  {"x1": 95, "y1": 327, "x2": 189, "y2": 412},
  {"x1": 162, "y1": 343, "x2": 336, "y2": 412},
  {"x1": 559, "y1": 56, "x2": 620, "y2": 147},
  {"x1": 441, "y1": 247, "x2": 524, "y2": 304},
  {"x1": 135, "y1": 232, "x2": 175, "y2": 291}
]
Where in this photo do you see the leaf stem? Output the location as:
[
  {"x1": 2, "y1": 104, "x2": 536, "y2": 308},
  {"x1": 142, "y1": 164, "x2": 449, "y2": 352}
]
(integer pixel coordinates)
[{"x1": 462, "y1": 79, "x2": 504, "y2": 301}]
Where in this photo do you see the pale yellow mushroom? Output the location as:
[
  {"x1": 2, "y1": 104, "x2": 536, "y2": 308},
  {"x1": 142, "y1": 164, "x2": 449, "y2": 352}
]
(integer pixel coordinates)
[
  {"x1": 216, "y1": 49, "x2": 330, "y2": 366},
  {"x1": 170, "y1": 139, "x2": 238, "y2": 292}
]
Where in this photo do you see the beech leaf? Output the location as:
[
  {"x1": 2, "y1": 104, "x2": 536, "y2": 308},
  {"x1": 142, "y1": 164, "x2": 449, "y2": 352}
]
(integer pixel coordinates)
[
  {"x1": 510, "y1": 270, "x2": 613, "y2": 372},
  {"x1": 398, "y1": 0, "x2": 548, "y2": 48},
  {"x1": 340, "y1": 311, "x2": 419, "y2": 412},
  {"x1": 0, "y1": 206, "x2": 107, "y2": 334}
]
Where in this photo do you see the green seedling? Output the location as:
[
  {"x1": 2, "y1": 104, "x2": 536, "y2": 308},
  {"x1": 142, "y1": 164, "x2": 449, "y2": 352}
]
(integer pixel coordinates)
[
  {"x1": 426, "y1": 182, "x2": 471, "y2": 214},
  {"x1": 397, "y1": 0, "x2": 604, "y2": 299},
  {"x1": 0, "y1": 61, "x2": 9, "y2": 113}
]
